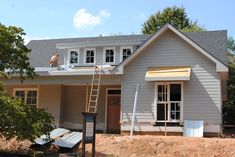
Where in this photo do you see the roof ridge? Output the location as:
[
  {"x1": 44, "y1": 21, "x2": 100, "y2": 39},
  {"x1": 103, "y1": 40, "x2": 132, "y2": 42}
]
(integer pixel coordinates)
[{"x1": 29, "y1": 34, "x2": 150, "y2": 42}]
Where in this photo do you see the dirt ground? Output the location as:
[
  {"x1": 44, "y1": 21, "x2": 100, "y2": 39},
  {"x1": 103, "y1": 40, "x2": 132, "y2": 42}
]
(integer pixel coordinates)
[{"x1": 0, "y1": 134, "x2": 235, "y2": 157}]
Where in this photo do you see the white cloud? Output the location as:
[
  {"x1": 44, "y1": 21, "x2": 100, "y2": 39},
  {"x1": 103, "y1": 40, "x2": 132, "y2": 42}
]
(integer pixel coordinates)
[{"x1": 73, "y1": 9, "x2": 110, "y2": 30}]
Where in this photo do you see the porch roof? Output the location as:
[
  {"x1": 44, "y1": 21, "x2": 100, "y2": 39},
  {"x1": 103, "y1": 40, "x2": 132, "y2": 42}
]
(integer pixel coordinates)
[{"x1": 145, "y1": 66, "x2": 191, "y2": 81}]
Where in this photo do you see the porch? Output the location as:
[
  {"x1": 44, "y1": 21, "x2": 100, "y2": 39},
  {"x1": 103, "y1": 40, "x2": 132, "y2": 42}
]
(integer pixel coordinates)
[{"x1": 6, "y1": 84, "x2": 121, "y2": 133}]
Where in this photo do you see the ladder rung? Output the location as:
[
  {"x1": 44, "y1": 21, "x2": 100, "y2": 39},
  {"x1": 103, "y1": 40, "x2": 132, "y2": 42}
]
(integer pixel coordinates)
[
  {"x1": 90, "y1": 100, "x2": 97, "y2": 102},
  {"x1": 89, "y1": 106, "x2": 96, "y2": 108},
  {"x1": 91, "y1": 95, "x2": 97, "y2": 97}
]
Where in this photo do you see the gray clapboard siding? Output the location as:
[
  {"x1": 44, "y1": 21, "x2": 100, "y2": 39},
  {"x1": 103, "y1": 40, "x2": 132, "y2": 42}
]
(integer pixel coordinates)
[
  {"x1": 121, "y1": 30, "x2": 221, "y2": 124},
  {"x1": 62, "y1": 85, "x2": 121, "y2": 130}
]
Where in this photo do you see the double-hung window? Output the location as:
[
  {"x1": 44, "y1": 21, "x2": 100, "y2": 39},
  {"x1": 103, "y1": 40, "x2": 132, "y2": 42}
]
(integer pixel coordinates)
[
  {"x1": 14, "y1": 89, "x2": 38, "y2": 106},
  {"x1": 104, "y1": 47, "x2": 115, "y2": 64},
  {"x1": 68, "y1": 49, "x2": 79, "y2": 65},
  {"x1": 121, "y1": 47, "x2": 132, "y2": 61},
  {"x1": 85, "y1": 48, "x2": 95, "y2": 64},
  {"x1": 156, "y1": 83, "x2": 182, "y2": 122}
]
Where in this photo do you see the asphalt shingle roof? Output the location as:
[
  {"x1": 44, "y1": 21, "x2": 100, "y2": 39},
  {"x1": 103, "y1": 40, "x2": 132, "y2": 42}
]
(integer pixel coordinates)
[
  {"x1": 27, "y1": 30, "x2": 228, "y2": 67},
  {"x1": 184, "y1": 30, "x2": 228, "y2": 66}
]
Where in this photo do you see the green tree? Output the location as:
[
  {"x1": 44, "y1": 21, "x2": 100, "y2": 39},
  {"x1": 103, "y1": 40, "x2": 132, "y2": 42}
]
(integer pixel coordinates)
[
  {"x1": 223, "y1": 37, "x2": 235, "y2": 125},
  {"x1": 0, "y1": 23, "x2": 54, "y2": 142},
  {"x1": 142, "y1": 6, "x2": 205, "y2": 34},
  {"x1": 228, "y1": 37, "x2": 235, "y2": 55}
]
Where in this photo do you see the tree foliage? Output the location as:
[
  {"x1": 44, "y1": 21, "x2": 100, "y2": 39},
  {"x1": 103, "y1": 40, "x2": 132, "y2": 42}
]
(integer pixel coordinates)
[
  {"x1": 0, "y1": 86, "x2": 54, "y2": 141},
  {"x1": 0, "y1": 23, "x2": 54, "y2": 142},
  {"x1": 142, "y1": 6, "x2": 205, "y2": 34},
  {"x1": 223, "y1": 38, "x2": 235, "y2": 125},
  {"x1": 228, "y1": 36, "x2": 235, "y2": 55},
  {"x1": 0, "y1": 23, "x2": 35, "y2": 81}
]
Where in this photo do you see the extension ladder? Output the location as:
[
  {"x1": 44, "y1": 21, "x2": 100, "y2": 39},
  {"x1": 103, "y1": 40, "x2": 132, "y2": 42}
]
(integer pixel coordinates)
[{"x1": 87, "y1": 64, "x2": 102, "y2": 113}]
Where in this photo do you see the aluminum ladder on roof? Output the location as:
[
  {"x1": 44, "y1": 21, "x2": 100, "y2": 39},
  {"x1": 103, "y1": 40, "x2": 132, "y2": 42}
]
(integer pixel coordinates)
[{"x1": 87, "y1": 63, "x2": 102, "y2": 113}]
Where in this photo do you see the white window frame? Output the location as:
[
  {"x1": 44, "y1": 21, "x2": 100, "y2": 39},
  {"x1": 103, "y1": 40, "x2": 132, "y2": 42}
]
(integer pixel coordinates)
[
  {"x1": 154, "y1": 82, "x2": 183, "y2": 122},
  {"x1": 67, "y1": 49, "x2": 79, "y2": 65},
  {"x1": 103, "y1": 47, "x2": 115, "y2": 64},
  {"x1": 83, "y1": 48, "x2": 96, "y2": 65},
  {"x1": 13, "y1": 88, "x2": 39, "y2": 106},
  {"x1": 120, "y1": 46, "x2": 133, "y2": 61}
]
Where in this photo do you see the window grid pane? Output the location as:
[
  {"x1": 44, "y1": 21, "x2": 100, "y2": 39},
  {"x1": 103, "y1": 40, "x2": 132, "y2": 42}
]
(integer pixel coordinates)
[
  {"x1": 86, "y1": 50, "x2": 95, "y2": 63},
  {"x1": 122, "y1": 48, "x2": 132, "y2": 60},
  {"x1": 26, "y1": 90, "x2": 37, "y2": 105},
  {"x1": 105, "y1": 49, "x2": 114, "y2": 63},
  {"x1": 15, "y1": 91, "x2": 25, "y2": 102},
  {"x1": 170, "y1": 102, "x2": 180, "y2": 120},
  {"x1": 157, "y1": 85, "x2": 167, "y2": 102},
  {"x1": 70, "y1": 51, "x2": 78, "y2": 64}
]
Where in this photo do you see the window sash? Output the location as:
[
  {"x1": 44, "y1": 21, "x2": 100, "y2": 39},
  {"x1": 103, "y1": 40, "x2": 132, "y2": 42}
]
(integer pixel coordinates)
[
  {"x1": 156, "y1": 83, "x2": 182, "y2": 122},
  {"x1": 86, "y1": 50, "x2": 95, "y2": 63},
  {"x1": 122, "y1": 48, "x2": 132, "y2": 60},
  {"x1": 14, "y1": 89, "x2": 38, "y2": 106},
  {"x1": 105, "y1": 49, "x2": 114, "y2": 63},
  {"x1": 70, "y1": 51, "x2": 79, "y2": 64}
]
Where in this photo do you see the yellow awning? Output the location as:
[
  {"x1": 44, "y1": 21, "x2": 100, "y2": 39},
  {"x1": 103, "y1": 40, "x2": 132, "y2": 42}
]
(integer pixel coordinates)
[{"x1": 145, "y1": 66, "x2": 191, "y2": 81}]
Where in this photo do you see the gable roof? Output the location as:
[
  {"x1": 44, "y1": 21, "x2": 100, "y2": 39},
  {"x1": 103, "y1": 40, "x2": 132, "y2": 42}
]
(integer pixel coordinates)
[
  {"x1": 184, "y1": 30, "x2": 228, "y2": 66},
  {"x1": 27, "y1": 24, "x2": 228, "y2": 70},
  {"x1": 114, "y1": 24, "x2": 228, "y2": 72}
]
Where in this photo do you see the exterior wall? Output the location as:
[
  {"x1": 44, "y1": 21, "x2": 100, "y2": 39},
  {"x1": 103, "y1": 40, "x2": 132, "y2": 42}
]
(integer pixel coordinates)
[
  {"x1": 6, "y1": 84, "x2": 63, "y2": 127},
  {"x1": 61, "y1": 85, "x2": 121, "y2": 131},
  {"x1": 38, "y1": 85, "x2": 62, "y2": 126},
  {"x1": 121, "y1": 30, "x2": 221, "y2": 133},
  {"x1": 6, "y1": 84, "x2": 121, "y2": 131},
  {"x1": 62, "y1": 85, "x2": 86, "y2": 129}
]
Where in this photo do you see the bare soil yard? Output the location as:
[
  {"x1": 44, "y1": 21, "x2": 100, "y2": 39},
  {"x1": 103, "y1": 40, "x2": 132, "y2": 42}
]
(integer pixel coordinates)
[{"x1": 0, "y1": 134, "x2": 235, "y2": 157}]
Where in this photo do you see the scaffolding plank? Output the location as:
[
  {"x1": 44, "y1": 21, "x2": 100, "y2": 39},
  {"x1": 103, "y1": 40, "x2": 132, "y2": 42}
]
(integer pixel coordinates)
[
  {"x1": 52, "y1": 132, "x2": 83, "y2": 148},
  {"x1": 34, "y1": 128, "x2": 70, "y2": 145}
]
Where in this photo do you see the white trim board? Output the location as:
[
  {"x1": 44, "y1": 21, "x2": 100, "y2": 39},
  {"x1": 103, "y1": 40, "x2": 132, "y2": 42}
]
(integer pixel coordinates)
[{"x1": 114, "y1": 23, "x2": 228, "y2": 73}]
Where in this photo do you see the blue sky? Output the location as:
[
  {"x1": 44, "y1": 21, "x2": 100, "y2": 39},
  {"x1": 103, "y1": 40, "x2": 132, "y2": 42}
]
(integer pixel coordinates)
[{"x1": 0, "y1": 0, "x2": 234, "y2": 43}]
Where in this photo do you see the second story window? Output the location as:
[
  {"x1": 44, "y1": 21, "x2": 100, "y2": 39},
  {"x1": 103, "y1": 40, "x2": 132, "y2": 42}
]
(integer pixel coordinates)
[
  {"x1": 85, "y1": 48, "x2": 95, "y2": 64},
  {"x1": 68, "y1": 50, "x2": 79, "y2": 65},
  {"x1": 121, "y1": 47, "x2": 133, "y2": 61},
  {"x1": 104, "y1": 47, "x2": 115, "y2": 64}
]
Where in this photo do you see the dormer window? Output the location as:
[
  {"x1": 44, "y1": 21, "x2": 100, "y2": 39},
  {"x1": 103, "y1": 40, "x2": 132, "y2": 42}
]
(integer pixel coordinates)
[
  {"x1": 68, "y1": 49, "x2": 79, "y2": 65},
  {"x1": 104, "y1": 47, "x2": 115, "y2": 64},
  {"x1": 121, "y1": 46, "x2": 133, "y2": 61},
  {"x1": 84, "y1": 48, "x2": 96, "y2": 64}
]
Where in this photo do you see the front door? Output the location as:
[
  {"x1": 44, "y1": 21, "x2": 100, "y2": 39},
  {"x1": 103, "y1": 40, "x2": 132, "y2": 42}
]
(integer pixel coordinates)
[{"x1": 107, "y1": 89, "x2": 121, "y2": 132}]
